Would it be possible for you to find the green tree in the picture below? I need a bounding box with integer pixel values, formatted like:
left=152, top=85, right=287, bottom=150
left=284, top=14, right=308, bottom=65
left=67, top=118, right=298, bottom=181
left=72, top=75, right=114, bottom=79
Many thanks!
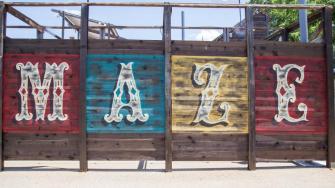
left=248, top=0, right=334, bottom=42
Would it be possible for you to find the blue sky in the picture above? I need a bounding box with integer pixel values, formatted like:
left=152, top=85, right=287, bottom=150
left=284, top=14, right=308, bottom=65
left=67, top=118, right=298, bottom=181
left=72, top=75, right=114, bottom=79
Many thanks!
left=5, top=0, right=247, bottom=40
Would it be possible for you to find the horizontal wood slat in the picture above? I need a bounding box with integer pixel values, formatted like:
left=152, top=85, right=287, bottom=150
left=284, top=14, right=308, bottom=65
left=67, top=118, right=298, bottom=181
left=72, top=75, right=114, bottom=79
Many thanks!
left=172, top=133, right=248, bottom=161
left=4, top=39, right=80, bottom=54
left=172, top=41, right=246, bottom=56
left=4, top=133, right=79, bottom=160
left=254, top=40, right=324, bottom=57
left=87, top=133, right=165, bottom=160
left=88, top=40, right=164, bottom=55
left=256, top=134, right=327, bottom=160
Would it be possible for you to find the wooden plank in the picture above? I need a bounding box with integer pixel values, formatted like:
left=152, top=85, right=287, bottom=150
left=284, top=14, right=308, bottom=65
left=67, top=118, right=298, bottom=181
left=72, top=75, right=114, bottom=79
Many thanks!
left=171, top=41, right=246, bottom=56
left=163, top=5, right=172, bottom=172
left=246, top=6, right=256, bottom=171
left=86, top=54, right=165, bottom=133
left=4, top=133, right=79, bottom=160
left=2, top=54, right=80, bottom=133
left=4, top=39, right=80, bottom=54
left=88, top=40, right=164, bottom=55
left=256, top=134, right=327, bottom=160
left=254, top=56, right=328, bottom=134
left=323, top=6, right=335, bottom=169
left=254, top=41, right=324, bottom=57
left=4, top=2, right=327, bottom=9
left=172, top=133, right=248, bottom=161
left=0, top=1, right=4, bottom=171
left=87, top=133, right=165, bottom=160
left=171, top=56, right=248, bottom=133
left=79, top=4, right=88, bottom=172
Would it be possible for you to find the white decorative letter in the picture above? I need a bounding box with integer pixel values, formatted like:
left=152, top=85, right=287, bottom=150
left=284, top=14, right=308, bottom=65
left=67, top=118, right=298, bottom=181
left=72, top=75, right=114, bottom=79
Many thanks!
left=16, top=62, right=69, bottom=121
left=273, top=64, right=308, bottom=123
left=192, top=63, right=230, bottom=125
left=104, top=62, right=149, bottom=123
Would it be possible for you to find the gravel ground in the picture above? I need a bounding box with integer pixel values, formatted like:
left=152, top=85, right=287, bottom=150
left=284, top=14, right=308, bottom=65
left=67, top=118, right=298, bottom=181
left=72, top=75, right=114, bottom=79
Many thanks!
left=0, top=161, right=335, bottom=188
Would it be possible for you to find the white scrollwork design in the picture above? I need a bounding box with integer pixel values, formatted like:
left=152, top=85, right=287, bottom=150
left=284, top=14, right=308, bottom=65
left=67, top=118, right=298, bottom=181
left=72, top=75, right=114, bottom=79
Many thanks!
left=273, top=64, right=308, bottom=123
left=104, top=62, right=149, bottom=123
left=16, top=62, right=69, bottom=121
left=192, top=63, right=230, bottom=125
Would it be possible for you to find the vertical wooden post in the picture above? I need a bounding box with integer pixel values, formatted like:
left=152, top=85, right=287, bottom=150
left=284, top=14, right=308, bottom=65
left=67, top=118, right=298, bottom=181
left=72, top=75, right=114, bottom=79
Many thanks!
left=0, top=1, right=4, bottom=171
left=163, top=4, right=172, bottom=172
left=281, top=29, right=289, bottom=41
left=36, top=30, right=43, bottom=39
left=61, top=11, right=65, bottom=39
left=79, top=3, right=88, bottom=172
left=100, top=28, right=104, bottom=39
left=323, top=6, right=335, bottom=169
left=246, top=6, right=256, bottom=170
left=107, top=24, right=111, bottom=40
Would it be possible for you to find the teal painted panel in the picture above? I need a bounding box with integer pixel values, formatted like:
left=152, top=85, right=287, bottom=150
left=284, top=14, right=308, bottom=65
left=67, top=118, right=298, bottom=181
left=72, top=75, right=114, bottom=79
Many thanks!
left=86, top=54, right=165, bottom=133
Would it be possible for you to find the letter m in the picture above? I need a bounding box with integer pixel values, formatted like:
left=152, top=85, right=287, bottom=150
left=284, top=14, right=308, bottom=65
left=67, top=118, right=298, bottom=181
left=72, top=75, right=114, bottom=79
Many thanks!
left=15, top=62, right=69, bottom=121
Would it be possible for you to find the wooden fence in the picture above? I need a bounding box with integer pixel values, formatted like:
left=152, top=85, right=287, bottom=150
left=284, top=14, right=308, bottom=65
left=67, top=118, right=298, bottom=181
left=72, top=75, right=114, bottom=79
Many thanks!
left=0, top=2, right=333, bottom=172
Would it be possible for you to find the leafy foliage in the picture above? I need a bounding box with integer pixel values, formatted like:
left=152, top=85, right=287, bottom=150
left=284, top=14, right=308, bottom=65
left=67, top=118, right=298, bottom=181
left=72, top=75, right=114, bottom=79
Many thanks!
left=248, top=0, right=334, bottom=42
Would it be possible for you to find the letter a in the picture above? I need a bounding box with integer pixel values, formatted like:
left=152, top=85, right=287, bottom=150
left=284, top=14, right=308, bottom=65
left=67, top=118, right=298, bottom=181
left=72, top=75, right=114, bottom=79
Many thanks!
left=16, top=62, right=69, bottom=121
left=192, top=63, right=230, bottom=125
left=104, top=62, right=149, bottom=123
left=273, top=64, right=308, bottom=123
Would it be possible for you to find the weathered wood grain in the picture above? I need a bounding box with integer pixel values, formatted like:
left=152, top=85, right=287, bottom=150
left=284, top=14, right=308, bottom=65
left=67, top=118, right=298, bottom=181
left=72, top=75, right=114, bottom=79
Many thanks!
left=5, top=39, right=80, bottom=54
left=256, top=134, right=327, bottom=160
left=3, top=53, right=80, bottom=133
left=0, top=1, right=5, bottom=170
left=79, top=4, right=89, bottom=172
left=246, top=6, right=256, bottom=170
left=87, top=133, right=165, bottom=160
left=172, top=41, right=246, bottom=57
left=255, top=56, right=327, bottom=134
left=86, top=54, right=165, bottom=133
left=163, top=6, right=172, bottom=172
left=4, top=133, right=79, bottom=160
left=88, top=40, right=164, bottom=55
left=254, top=41, right=324, bottom=57
left=172, top=56, right=248, bottom=133
left=323, top=6, right=335, bottom=168
left=172, top=133, right=248, bottom=161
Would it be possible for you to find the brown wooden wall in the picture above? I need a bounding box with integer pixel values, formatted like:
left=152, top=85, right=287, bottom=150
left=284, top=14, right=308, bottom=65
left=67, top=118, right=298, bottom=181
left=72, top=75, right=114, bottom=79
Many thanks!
left=3, top=39, right=80, bottom=160
left=0, top=39, right=331, bottom=165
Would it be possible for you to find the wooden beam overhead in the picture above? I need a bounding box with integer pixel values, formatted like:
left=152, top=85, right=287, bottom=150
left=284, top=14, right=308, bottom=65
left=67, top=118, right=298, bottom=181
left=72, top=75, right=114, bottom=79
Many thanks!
left=7, top=6, right=44, bottom=33
left=4, top=2, right=327, bottom=9
left=7, top=6, right=61, bottom=39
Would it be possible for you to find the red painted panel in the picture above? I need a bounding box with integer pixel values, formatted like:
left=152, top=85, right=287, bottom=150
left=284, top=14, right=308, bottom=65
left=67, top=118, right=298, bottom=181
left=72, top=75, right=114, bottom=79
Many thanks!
left=3, top=54, right=80, bottom=133
left=255, top=56, right=328, bottom=134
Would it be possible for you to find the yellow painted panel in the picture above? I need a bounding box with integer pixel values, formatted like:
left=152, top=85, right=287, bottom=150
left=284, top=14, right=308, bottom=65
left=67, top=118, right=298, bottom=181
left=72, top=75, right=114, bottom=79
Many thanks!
left=171, top=56, right=248, bottom=133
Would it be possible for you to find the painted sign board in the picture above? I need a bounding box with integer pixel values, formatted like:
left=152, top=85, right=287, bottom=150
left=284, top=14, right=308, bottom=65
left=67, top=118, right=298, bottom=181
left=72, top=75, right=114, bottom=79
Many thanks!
left=171, top=56, right=248, bottom=133
left=86, top=54, right=165, bottom=133
left=2, top=54, right=328, bottom=135
left=3, top=53, right=80, bottom=133
left=255, top=56, right=328, bottom=134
